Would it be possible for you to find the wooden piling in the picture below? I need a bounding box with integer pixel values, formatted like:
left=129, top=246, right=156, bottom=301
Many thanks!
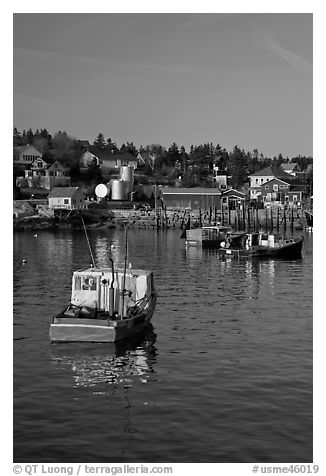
left=265, top=207, right=268, bottom=230
left=283, top=207, right=287, bottom=232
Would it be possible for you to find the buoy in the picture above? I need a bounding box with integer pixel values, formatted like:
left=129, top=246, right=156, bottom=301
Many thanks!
left=33, top=234, right=38, bottom=237
left=22, top=259, right=27, bottom=264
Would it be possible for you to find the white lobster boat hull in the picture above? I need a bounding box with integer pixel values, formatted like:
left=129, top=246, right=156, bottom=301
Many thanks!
left=50, top=293, right=157, bottom=343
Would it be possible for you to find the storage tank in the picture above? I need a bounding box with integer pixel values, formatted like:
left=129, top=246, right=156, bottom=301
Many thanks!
left=111, top=180, right=126, bottom=200
left=120, top=166, right=134, bottom=182
left=120, top=166, right=134, bottom=194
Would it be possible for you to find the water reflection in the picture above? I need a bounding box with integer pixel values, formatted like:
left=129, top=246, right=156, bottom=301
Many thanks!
left=50, top=326, right=157, bottom=389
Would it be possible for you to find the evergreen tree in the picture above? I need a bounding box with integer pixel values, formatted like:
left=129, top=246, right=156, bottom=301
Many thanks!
left=105, top=138, right=119, bottom=154
left=26, top=128, right=34, bottom=144
left=93, top=133, right=106, bottom=150
left=227, top=145, right=248, bottom=188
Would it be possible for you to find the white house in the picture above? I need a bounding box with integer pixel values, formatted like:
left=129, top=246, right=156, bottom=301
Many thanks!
left=48, top=187, right=85, bottom=210
left=80, top=150, right=138, bottom=173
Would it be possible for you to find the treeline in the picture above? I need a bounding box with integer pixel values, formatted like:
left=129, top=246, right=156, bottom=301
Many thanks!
left=13, top=128, right=313, bottom=189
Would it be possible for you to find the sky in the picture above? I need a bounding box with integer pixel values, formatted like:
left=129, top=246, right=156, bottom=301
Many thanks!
left=13, top=12, right=312, bottom=158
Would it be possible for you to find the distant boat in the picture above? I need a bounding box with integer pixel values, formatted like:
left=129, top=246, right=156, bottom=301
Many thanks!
left=50, top=226, right=157, bottom=343
left=304, top=211, right=313, bottom=227
left=218, top=231, right=303, bottom=259
left=185, top=225, right=232, bottom=248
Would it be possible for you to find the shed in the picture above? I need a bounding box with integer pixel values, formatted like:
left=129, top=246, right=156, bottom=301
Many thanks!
left=221, top=189, right=245, bottom=208
left=48, top=187, right=85, bottom=210
left=160, top=187, right=222, bottom=210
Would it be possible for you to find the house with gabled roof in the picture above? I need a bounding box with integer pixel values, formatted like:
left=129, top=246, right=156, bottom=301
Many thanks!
left=17, top=158, right=71, bottom=190
left=14, top=144, right=43, bottom=165
left=249, top=166, right=294, bottom=200
left=280, top=162, right=301, bottom=177
left=260, top=177, right=307, bottom=205
left=80, top=150, right=138, bottom=174
left=221, top=188, right=245, bottom=209
left=48, top=187, right=85, bottom=210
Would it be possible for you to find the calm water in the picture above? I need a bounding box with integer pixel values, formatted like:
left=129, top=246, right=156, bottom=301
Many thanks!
left=13, top=227, right=313, bottom=463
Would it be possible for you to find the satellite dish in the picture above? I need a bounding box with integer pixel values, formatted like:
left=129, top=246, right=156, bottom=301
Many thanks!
left=95, top=184, right=108, bottom=198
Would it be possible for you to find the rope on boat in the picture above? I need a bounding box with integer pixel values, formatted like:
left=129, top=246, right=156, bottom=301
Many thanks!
left=80, top=214, right=96, bottom=268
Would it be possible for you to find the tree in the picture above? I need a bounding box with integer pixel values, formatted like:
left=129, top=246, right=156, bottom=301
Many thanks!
left=51, top=131, right=76, bottom=166
left=105, top=137, right=119, bottom=154
left=26, top=128, right=34, bottom=144
left=166, top=142, right=180, bottom=167
left=93, top=133, right=106, bottom=150
left=227, top=145, right=248, bottom=189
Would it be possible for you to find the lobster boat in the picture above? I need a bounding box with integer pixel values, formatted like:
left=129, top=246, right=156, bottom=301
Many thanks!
left=50, top=264, right=157, bottom=343
left=218, top=232, right=303, bottom=259
left=50, top=223, right=157, bottom=343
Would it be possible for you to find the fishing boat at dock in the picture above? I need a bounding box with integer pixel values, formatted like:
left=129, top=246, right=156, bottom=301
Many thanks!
left=185, top=224, right=232, bottom=248
left=218, top=231, right=303, bottom=259
left=50, top=225, right=157, bottom=343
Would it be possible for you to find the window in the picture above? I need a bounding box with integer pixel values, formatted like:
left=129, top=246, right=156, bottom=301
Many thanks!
left=273, top=185, right=279, bottom=191
left=64, top=199, right=69, bottom=204
left=82, top=276, right=97, bottom=291
left=279, top=185, right=287, bottom=189
left=265, top=185, right=269, bottom=189
left=255, top=179, right=259, bottom=184
left=293, top=195, right=298, bottom=202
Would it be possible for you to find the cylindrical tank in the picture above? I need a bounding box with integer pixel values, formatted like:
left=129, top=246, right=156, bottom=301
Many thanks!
left=120, top=166, right=134, bottom=182
left=111, top=180, right=126, bottom=200
left=120, top=166, right=134, bottom=194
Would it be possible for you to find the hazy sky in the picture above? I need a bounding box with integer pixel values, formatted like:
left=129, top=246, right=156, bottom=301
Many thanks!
left=13, top=12, right=312, bottom=158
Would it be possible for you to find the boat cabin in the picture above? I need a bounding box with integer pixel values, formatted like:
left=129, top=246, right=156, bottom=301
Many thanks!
left=223, top=232, right=287, bottom=250
left=186, top=225, right=232, bottom=247
left=69, top=266, right=155, bottom=318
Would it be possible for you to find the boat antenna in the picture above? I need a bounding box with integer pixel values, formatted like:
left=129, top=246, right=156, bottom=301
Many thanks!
left=80, top=214, right=96, bottom=268
left=120, top=225, right=128, bottom=318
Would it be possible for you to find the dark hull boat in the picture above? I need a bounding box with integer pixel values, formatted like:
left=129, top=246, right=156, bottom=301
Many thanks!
left=218, top=232, right=303, bottom=259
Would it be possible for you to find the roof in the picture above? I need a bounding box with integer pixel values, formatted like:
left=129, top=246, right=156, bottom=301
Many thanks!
left=280, top=162, right=300, bottom=172
left=250, top=166, right=294, bottom=180
left=14, top=144, right=43, bottom=155
left=47, top=160, right=68, bottom=171
left=92, top=150, right=137, bottom=162
left=48, top=187, right=81, bottom=198
left=160, top=187, right=221, bottom=195
left=263, top=177, right=292, bottom=186
left=221, top=188, right=245, bottom=197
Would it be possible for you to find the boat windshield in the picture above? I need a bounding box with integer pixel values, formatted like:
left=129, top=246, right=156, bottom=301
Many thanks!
left=74, top=275, right=97, bottom=291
